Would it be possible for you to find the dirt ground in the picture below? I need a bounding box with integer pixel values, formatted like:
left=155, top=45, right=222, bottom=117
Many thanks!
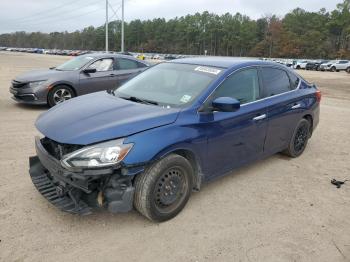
left=0, top=52, right=349, bottom=262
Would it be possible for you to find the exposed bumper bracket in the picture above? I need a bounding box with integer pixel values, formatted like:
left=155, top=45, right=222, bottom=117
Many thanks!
left=29, top=156, right=92, bottom=215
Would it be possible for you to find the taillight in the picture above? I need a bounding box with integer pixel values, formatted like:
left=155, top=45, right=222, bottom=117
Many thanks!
left=315, top=90, right=322, bottom=102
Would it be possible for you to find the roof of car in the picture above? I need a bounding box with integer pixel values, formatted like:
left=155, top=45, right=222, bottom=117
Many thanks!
left=170, top=56, right=278, bottom=68
left=79, top=52, right=147, bottom=62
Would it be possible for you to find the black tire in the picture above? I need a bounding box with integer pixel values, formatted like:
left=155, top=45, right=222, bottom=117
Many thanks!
left=283, top=119, right=311, bottom=158
left=296, top=65, right=301, bottom=69
left=346, top=67, right=350, bottom=74
left=330, top=66, right=336, bottom=72
left=48, top=85, right=75, bottom=107
left=133, top=154, right=193, bottom=222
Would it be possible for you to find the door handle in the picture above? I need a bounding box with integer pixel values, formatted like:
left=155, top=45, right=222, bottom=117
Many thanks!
left=253, top=114, right=267, bottom=121
left=109, top=73, right=116, bottom=77
left=291, top=103, right=301, bottom=109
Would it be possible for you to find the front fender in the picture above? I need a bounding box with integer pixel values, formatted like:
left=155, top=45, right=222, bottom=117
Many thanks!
left=122, top=123, right=207, bottom=172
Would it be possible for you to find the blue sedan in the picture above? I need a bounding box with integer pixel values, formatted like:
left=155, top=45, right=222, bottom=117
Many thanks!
left=29, top=57, right=321, bottom=222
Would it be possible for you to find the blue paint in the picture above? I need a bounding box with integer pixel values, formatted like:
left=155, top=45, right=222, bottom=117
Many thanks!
left=36, top=59, right=320, bottom=181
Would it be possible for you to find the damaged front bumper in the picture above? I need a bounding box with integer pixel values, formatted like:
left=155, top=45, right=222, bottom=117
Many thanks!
left=29, top=137, right=139, bottom=215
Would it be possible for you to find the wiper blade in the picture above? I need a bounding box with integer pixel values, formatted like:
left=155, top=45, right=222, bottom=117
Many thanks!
left=120, top=96, right=158, bottom=105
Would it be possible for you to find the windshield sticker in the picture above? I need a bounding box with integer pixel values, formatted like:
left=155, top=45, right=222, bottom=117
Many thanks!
left=194, top=66, right=221, bottom=75
left=180, top=95, right=192, bottom=103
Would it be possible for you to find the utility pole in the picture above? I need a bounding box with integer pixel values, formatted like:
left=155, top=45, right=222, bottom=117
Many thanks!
left=121, top=0, right=124, bottom=52
left=105, top=0, right=108, bottom=52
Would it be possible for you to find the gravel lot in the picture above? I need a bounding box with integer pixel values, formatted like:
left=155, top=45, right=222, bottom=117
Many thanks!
left=0, top=52, right=349, bottom=262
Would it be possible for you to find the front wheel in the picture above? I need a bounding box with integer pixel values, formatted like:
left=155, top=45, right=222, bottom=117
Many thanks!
left=48, top=85, right=75, bottom=107
left=346, top=67, right=350, bottom=74
left=283, top=119, right=311, bottom=158
left=330, top=66, right=336, bottom=72
left=133, top=154, right=193, bottom=222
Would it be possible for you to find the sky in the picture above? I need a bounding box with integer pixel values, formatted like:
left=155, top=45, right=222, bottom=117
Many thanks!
left=0, top=0, right=343, bottom=33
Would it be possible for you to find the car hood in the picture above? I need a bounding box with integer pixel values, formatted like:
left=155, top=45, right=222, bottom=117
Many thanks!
left=36, top=92, right=180, bottom=145
left=15, top=69, right=74, bottom=82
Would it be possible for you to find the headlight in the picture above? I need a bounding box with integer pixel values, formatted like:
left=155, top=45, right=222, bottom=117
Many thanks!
left=29, top=80, right=47, bottom=88
left=61, top=139, right=133, bottom=168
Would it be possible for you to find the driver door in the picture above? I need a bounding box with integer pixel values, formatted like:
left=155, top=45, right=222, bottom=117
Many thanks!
left=79, top=58, right=117, bottom=95
left=202, top=68, right=268, bottom=179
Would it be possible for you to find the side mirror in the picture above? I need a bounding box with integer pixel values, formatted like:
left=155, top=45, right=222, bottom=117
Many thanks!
left=212, top=97, right=240, bottom=112
left=82, top=68, right=97, bottom=74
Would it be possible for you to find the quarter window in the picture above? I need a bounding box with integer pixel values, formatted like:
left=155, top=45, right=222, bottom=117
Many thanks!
left=288, top=72, right=300, bottom=90
left=118, top=58, right=139, bottom=70
left=211, top=68, right=260, bottom=104
left=260, top=68, right=291, bottom=97
left=87, top=58, right=113, bottom=71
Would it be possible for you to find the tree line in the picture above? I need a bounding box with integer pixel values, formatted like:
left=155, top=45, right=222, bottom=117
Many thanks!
left=1, top=0, right=350, bottom=59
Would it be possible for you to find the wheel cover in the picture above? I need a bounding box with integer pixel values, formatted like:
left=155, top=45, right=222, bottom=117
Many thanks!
left=153, top=166, right=188, bottom=213
left=294, top=123, right=308, bottom=153
left=53, top=89, right=72, bottom=104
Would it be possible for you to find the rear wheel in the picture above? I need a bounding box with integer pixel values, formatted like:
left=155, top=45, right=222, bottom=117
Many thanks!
left=347, top=67, right=350, bottom=74
left=133, top=154, right=193, bottom=222
left=48, top=85, right=75, bottom=107
left=283, top=119, right=310, bottom=158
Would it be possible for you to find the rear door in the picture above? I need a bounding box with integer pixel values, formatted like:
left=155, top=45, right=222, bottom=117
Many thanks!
left=204, top=67, right=268, bottom=178
left=114, top=58, right=147, bottom=88
left=338, top=60, right=349, bottom=70
left=259, top=67, right=304, bottom=154
left=79, top=58, right=116, bottom=95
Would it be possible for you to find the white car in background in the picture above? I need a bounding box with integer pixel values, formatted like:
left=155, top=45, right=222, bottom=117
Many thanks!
left=319, top=60, right=336, bottom=71
left=293, top=60, right=308, bottom=69
left=328, top=60, right=350, bottom=72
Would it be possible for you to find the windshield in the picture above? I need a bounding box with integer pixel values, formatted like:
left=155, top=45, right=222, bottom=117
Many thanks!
left=115, top=63, right=222, bottom=107
left=56, top=56, right=94, bottom=71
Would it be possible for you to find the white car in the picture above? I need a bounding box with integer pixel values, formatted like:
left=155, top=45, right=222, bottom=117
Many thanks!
left=293, top=60, right=308, bottom=69
left=329, top=60, right=350, bottom=72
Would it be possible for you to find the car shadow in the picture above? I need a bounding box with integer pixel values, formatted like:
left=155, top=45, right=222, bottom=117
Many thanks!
left=14, top=103, right=49, bottom=111
left=49, top=154, right=284, bottom=227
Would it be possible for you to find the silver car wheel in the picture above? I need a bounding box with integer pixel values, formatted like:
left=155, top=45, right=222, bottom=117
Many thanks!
left=53, top=88, right=72, bottom=104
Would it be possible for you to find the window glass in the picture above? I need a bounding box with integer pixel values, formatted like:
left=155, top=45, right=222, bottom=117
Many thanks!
left=118, top=58, right=139, bottom=70
left=211, top=68, right=260, bottom=104
left=115, top=63, right=219, bottom=107
left=137, top=62, right=147, bottom=68
left=261, top=68, right=291, bottom=97
left=56, top=56, right=93, bottom=71
left=288, top=72, right=300, bottom=90
left=88, top=58, right=113, bottom=71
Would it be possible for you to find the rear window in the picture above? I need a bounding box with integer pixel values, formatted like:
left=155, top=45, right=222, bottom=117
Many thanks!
left=261, top=68, right=291, bottom=97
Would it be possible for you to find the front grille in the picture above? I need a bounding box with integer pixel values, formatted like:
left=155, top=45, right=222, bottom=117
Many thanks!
left=14, top=94, right=35, bottom=101
left=41, top=137, right=83, bottom=160
left=12, top=80, right=27, bottom=88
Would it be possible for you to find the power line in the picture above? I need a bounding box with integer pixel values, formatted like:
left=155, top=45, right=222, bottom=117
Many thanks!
left=7, top=0, right=103, bottom=25
left=7, top=0, right=87, bottom=22
left=12, top=6, right=106, bottom=28
left=2, top=0, right=125, bottom=38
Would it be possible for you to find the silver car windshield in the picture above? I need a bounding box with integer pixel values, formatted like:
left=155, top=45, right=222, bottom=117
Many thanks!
left=115, top=63, right=222, bottom=107
left=56, top=56, right=94, bottom=71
